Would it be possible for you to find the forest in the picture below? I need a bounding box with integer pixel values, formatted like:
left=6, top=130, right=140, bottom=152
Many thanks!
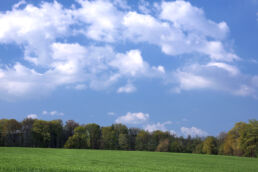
left=0, top=118, right=257, bottom=157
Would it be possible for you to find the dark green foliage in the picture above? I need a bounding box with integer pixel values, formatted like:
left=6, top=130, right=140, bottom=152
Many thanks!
left=0, top=118, right=257, bottom=157
left=85, top=123, right=101, bottom=149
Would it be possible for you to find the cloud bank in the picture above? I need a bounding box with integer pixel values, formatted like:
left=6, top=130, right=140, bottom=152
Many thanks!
left=0, top=0, right=257, bottom=99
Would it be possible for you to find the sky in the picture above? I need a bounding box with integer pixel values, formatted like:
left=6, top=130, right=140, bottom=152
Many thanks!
left=0, top=0, right=257, bottom=137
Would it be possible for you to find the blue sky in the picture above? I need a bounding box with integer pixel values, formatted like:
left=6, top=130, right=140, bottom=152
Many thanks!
left=0, top=0, right=257, bottom=137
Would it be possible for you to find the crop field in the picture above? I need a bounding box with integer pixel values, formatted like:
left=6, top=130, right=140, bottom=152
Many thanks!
left=0, top=147, right=257, bottom=172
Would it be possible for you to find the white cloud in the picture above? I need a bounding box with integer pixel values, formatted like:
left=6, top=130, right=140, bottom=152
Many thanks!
left=27, top=114, right=38, bottom=119
left=207, top=62, right=239, bottom=76
left=110, top=50, right=147, bottom=77
left=173, top=71, right=213, bottom=93
left=168, top=63, right=258, bottom=97
left=144, top=121, right=172, bottom=132
left=115, top=112, right=149, bottom=124
left=42, top=110, right=64, bottom=116
left=160, top=1, right=229, bottom=39
left=180, top=126, right=208, bottom=137
left=73, top=0, right=123, bottom=42
left=0, top=0, right=255, bottom=99
left=117, top=83, right=136, bottom=93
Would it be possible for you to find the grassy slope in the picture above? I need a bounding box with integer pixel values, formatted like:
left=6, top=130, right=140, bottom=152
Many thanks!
left=0, top=147, right=257, bottom=172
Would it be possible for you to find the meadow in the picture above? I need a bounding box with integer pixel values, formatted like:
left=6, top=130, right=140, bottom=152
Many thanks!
left=0, top=147, right=257, bottom=172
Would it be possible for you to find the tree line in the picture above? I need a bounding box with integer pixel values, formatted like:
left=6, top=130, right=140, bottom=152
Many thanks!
left=0, top=118, right=257, bottom=157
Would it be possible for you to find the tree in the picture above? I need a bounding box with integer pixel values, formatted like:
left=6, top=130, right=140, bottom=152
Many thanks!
left=170, top=137, right=184, bottom=152
left=85, top=123, right=101, bottom=149
left=135, top=130, right=150, bottom=151
left=217, top=132, right=227, bottom=155
left=119, top=133, right=129, bottom=150
left=64, top=120, right=79, bottom=138
left=112, top=124, right=128, bottom=149
left=2, top=119, right=22, bottom=146
left=202, top=136, right=218, bottom=155
left=149, top=130, right=170, bottom=151
left=21, top=118, right=35, bottom=147
left=128, top=128, right=140, bottom=150
left=64, top=126, right=89, bottom=149
left=49, top=120, right=63, bottom=148
left=223, top=122, right=247, bottom=156
left=32, top=120, right=50, bottom=147
left=101, top=126, right=116, bottom=149
left=239, top=120, right=258, bottom=157
left=156, top=139, right=170, bottom=152
left=0, top=119, right=8, bottom=146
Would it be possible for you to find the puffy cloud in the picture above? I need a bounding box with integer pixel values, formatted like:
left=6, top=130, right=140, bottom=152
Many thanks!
left=0, top=0, right=255, bottom=99
left=0, top=1, right=73, bottom=65
left=110, top=50, right=147, bottom=76
left=180, top=126, right=208, bottom=137
left=115, top=112, right=149, bottom=124
left=27, top=114, right=38, bottom=119
left=42, top=110, right=64, bottom=116
left=0, top=42, right=162, bottom=99
left=173, top=71, right=213, bottom=93
left=144, top=121, right=172, bottom=132
left=117, top=83, right=136, bottom=93
left=160, top=1, right=229, bottom=39
left=169, top=63, right=258, bottom=97
left=73, top=0, right=123, bottom=42
left=122, top=1, right=237, bottom=62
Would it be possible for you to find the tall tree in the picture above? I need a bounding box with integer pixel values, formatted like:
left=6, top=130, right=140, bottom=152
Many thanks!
left=128, top=128, right=140, bottom=150
left=135, top=130, right=150, bottom=151
left=21, top=118, right=35, bottom=147
left=202, top=136, right=218, bottom=155
left=64, top=120, right=79, bottom=139
left=49, top=120, right=63, bottom=148
left=2, top=119, right=22, bottom=146
left=101, top=126, right=116, bottom=149
left=85, top=123, right=101, bottom=149
left=32, top=120, right=50, bottom=147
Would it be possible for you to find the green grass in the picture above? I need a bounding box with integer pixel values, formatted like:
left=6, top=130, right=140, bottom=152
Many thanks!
left=0, top=147, right=257, bottom=172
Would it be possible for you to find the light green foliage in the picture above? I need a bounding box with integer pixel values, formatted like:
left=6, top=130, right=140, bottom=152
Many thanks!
left=222, top=120, right=258, bottom=157
left=202, top=136, right=217, bottom=154
left=85, top=123, right=101, bottom=149
left=118, top=133, right=129, bottom=150
left=32, top=120, right=51, bottom=147
left=0, top=147, right=257, bottom=172
left=101, top=126, right=116, bottom=149
left=64, top=126, right=89, bottom=149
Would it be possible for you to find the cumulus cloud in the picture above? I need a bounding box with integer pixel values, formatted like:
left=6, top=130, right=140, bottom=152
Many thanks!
left=27, top=114, right=38, bottom=119
left=169, top=63, right=258, bottom=97
left=144, top=121, right=172, bottom=133
left=115, top=112, right=149, bottom=124
left=181, top=126, right=208, bottom=137
left=0, top=0, right=256, bottom=99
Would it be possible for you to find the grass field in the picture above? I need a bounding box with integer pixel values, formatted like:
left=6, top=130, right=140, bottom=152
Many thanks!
left=0, top=147, right=257, bottom=172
